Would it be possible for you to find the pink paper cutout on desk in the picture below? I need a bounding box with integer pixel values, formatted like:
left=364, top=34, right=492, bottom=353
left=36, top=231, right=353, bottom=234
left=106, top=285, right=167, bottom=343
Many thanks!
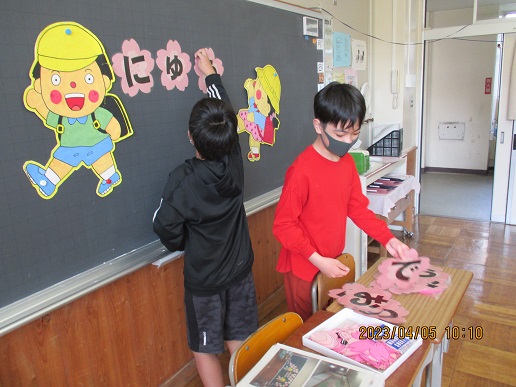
left=329, top=283, right=409, bottom=324
left=418, top=267, right=451, bottom=295
left=375, top=256, right=431, bottom=290
left=348, top=331, right=401, bottom=369
left=328, top=287, right=347, bottom=299
left=358, top=301, right=409, bottom=324
left=338, top=283, right=392, bottom=309
left=309, top=323, right=401, bottom=370
left=371, top=261, right=451, bottom=297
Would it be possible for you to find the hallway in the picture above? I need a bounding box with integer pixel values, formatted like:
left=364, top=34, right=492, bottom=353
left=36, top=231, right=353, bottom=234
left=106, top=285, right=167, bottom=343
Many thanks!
left=419, top=172, right=493, bottom=221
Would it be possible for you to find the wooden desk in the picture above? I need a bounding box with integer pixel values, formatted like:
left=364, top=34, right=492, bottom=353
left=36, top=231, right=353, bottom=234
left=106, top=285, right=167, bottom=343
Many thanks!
left=326, top=258, right=473, bottom=344
left=325, top=258, right=473, bottom=387
left=283, top=310, right=432, bottom=387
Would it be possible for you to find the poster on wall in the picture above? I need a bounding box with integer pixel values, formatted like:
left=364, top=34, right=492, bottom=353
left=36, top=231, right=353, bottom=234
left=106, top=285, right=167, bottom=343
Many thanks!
left=333, top=32, right=351, bottom=67
left=352, top=39, right=367, bottom=71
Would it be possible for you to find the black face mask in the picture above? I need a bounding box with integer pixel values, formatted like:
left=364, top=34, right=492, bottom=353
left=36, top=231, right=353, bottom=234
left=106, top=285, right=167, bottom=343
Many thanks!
left=321, top=129, right=358, bottom=157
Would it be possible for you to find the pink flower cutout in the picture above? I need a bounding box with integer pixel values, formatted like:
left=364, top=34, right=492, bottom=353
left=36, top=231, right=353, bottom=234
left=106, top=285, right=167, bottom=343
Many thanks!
left=348, top=332, right=401, bottom=370
left=156, top=40, right=192, bottom=91
left=375, top=257, right=431, bottom=290
left=330, top=283, right=409, bottom=324
left=112, top=39, right=155, bottom=97
left=338, top=283, right=392, bottom=312
left=193, top=47, right=224, bottom=93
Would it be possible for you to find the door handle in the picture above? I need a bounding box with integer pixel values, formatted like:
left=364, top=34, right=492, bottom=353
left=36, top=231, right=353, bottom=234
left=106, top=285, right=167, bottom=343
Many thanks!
left=501, top=131, right=504, bottom=144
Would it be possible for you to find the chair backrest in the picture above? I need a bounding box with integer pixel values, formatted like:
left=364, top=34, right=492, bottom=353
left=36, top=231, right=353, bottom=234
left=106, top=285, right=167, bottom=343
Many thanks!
left=311, top=253, right=356, bottom=314
left=228, top=312, right=303, bottom=386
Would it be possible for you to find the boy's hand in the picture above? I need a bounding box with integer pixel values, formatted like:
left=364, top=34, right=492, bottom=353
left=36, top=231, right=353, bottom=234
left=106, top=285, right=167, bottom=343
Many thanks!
left=195, top=48, right=216, bottom=76
left=309, top=253, right=350, bottom=278
left=385, top=237, right=412, bottom=260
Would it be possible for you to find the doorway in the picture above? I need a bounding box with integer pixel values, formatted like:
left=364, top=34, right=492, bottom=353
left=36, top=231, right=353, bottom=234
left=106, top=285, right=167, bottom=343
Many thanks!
left=420, top=34, right=500, bottom=221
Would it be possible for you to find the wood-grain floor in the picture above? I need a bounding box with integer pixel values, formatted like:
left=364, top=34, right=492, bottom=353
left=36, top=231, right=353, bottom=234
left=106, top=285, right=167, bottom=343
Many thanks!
left=174, top=215, right=516, bottom=387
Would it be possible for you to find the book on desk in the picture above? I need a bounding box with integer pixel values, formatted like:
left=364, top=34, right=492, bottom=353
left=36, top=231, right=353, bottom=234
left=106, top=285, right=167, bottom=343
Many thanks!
left=237, top=343, right=384, bottom=387
left=302, top=309, right=422, bottom=380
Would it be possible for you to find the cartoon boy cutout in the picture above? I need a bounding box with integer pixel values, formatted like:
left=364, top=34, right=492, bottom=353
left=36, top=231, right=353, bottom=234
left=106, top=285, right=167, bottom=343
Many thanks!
left=23, top=22, right=132, bottom=199
left=237, top=65, right=281, bottom=162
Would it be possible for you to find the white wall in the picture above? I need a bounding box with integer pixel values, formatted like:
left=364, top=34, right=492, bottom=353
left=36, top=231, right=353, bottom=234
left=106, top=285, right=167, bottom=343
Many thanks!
left=369, top=0, right=424, bottom=153
left=371, top=1, right=405, bottom=126
left=402, top=0, right=425, bottom=153
left=283, top=0, right=423, bottom=153
left=424, top=10, right=496, bottom=170
left=283, top=0, right=370, bottom=84
left=426, top=8, right=473, bottom=28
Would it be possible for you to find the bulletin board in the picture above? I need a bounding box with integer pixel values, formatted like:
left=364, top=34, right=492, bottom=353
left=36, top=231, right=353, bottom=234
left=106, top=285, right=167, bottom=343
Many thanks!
left=0, top=0, right=322, bottom=323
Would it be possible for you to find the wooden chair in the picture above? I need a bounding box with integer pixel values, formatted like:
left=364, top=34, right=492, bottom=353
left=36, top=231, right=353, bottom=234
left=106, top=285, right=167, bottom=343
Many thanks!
left=228, top=312, right=303, bottom=386
left=311, top=253, right=356, bottom=314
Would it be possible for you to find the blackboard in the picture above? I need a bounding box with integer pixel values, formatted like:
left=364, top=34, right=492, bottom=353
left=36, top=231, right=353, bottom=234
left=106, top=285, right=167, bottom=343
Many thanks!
left=0, top=0, right=322, bottom=324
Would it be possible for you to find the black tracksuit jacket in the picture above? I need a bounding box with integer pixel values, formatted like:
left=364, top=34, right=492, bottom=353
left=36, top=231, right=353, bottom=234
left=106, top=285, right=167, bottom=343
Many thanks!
left=153, top=74, right=254, bottom=296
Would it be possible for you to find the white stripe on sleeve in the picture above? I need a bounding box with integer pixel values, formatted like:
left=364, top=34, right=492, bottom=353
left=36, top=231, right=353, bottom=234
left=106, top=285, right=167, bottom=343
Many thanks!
left=207, top=84, right=221, bottom=100
left=152, top=198, right=163, bottom=222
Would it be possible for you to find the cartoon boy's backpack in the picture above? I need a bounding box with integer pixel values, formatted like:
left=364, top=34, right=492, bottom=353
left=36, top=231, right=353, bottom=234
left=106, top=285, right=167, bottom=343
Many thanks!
left=56, top=94, right=133, bottom=141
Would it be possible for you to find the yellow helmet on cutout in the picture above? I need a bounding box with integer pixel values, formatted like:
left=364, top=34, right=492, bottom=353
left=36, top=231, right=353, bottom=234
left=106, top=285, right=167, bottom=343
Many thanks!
left=35, top=21, right=106, bottom=72
left=256, top=65, right=281, bottom=114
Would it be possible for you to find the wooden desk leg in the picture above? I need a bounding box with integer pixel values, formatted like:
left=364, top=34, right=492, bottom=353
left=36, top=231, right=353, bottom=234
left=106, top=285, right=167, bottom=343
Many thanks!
left=380, top=244, right=387, bottom=257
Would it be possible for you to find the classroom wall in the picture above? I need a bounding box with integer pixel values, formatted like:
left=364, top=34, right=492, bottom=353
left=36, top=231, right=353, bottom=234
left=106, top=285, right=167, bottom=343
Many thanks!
left=0, top=204, right=283, bottom=386
left=371, top=1, right=405, bottom=127
left=276, top=1, right=425, bottom=155
left=289, top=0, right=371, bottom=86
left=289, top=0, right=421, bottom=153
left=371, top=0, right=424, bottom=154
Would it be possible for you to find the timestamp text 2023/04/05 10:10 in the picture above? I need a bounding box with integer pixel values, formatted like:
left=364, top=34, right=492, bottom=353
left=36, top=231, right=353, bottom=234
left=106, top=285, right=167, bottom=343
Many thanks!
left=359, top=325, right=484, bottom=341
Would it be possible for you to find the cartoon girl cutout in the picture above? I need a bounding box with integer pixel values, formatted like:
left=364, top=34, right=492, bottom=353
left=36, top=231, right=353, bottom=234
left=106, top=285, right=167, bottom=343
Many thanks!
left=237, top=65, right=281, bottom=162
left=23, top=22, right=133, bottom=199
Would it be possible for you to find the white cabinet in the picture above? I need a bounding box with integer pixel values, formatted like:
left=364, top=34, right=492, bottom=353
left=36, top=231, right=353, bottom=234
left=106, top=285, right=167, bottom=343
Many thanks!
left=345, top=156, right=408, bottom=277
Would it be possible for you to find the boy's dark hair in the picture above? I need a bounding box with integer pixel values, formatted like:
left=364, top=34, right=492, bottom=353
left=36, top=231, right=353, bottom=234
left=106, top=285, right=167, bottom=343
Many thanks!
left=314, top=82, right=366, bottom=129
left=189, top=98, right=238, bottom=160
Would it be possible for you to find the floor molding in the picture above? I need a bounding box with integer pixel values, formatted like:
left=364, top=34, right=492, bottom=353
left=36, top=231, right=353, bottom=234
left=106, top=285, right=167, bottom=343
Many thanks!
left=421, top=166, right=490, bottom=175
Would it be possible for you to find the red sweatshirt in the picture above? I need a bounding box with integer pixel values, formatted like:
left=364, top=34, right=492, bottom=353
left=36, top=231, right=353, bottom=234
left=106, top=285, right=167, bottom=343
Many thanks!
left=273, top=145, right=394, bottom=282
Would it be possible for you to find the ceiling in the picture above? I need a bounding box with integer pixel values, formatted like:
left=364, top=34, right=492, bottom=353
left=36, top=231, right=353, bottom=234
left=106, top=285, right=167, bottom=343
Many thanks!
left=426, top=0, right=516, bottom=12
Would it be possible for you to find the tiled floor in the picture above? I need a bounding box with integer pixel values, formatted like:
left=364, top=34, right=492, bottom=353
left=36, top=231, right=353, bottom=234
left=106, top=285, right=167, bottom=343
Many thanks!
left=409, top=216, right=516, bottom=387
left=175, top=214, right=516, bottom=387
left=419, top=172, right=493, bottom=221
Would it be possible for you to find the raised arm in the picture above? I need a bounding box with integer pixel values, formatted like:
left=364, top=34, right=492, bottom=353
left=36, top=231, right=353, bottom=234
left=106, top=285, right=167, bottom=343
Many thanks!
left=194, top=48, right=232, bottom=107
